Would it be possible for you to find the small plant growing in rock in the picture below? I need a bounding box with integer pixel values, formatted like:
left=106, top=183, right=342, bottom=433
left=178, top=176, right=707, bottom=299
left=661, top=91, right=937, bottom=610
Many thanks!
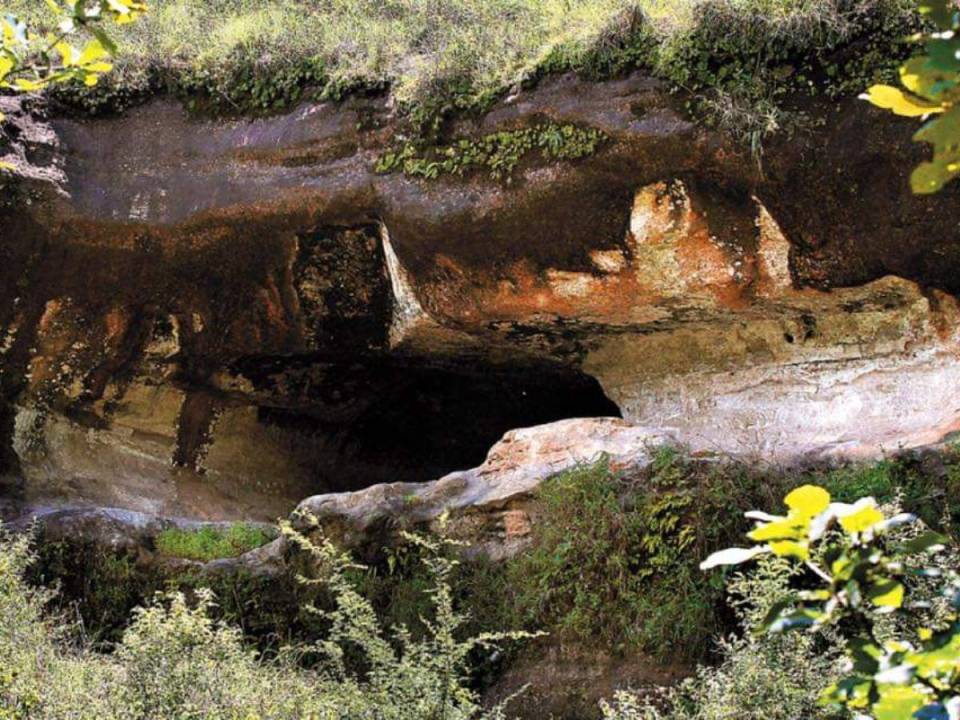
left=702, top=484, right=959, bottom=720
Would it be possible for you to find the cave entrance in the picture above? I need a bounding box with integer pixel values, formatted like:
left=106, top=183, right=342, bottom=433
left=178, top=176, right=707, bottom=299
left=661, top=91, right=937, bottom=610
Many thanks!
left=246, top=355, right=622, bottom=494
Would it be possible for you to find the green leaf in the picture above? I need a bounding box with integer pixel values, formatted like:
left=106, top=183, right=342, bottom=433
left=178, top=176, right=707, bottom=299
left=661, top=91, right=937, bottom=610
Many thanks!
left=926, top=38, right=960, bottom=73
left=900, top=57, right=954, bottom=101
left=919, top=0, right=957, bottom=29
left=849, top=639, right=883, bottom=674
left=914, top=106, right=960, bottom=154
left=901, top=531, right=950, bottom=555
left=911, top=156, right=960, bottom=194
left=756, top=597, right=793, bottom=634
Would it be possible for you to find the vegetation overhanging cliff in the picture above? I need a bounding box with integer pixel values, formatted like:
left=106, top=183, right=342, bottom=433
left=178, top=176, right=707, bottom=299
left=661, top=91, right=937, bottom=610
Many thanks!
left=4, top=0, right=921, bottom=144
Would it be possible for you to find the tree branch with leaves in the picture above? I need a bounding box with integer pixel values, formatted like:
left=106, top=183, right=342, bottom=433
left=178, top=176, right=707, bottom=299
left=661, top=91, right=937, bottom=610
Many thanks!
left=863, top=0, right=960, bottom=194
left=1, top=0, right=146, bottom=171
left=703, top=485, right=959, bottom=720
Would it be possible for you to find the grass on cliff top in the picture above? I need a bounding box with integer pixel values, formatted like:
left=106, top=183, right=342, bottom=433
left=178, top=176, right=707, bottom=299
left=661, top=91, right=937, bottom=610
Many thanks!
left=155, top=523, right=275, bottom=562
left=5, top=0, right=919, bottom=134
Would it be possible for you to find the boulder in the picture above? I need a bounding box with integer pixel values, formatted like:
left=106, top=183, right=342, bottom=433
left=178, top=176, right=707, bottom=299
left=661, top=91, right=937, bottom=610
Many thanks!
left=294, top=418, right=672, bottom=560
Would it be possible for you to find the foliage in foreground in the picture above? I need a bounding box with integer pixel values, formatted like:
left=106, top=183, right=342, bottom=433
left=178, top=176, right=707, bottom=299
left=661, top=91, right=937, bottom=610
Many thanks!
left=863, top=0, right=960, bottom=194
left=0, top=0, right=144, bottom=102
left=602, top=488, right=960, bottom=720
left=700, top=484, right=960, bottom=720
left=0, top=521, right=528, bottom=720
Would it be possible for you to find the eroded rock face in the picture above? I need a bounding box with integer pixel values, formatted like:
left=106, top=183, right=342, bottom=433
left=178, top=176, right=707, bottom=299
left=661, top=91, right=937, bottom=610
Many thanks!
left=577, top=185, right=960, bottom=460
left=295, top=418, right=676, bottom=560
left=2, top=72, right=959, bottom=524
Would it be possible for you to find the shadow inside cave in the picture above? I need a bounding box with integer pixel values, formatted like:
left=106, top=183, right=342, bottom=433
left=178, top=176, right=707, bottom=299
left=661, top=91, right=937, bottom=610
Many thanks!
left=232, top=354, right=622, bottom=495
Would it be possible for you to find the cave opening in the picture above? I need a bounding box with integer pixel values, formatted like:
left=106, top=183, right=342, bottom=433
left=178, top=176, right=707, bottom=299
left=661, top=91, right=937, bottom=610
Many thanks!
left=239, top=354, right=622, bottom=495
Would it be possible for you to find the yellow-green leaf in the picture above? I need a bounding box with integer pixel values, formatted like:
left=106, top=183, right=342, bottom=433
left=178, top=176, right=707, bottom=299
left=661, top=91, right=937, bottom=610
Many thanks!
left=912, top=158, right=960, bottom=194
left=769, top=540, right=809, bottom=560
left=78, top=38, right=109, bottom=66
left=55, top=41, right=79, bottom=67
left=13, top=78, right=44, bottom=91
left=749, top=519, right=805, bottom=542
left=840, top=504, right=884, bottom=535
left=784, top=485, right=831, bottom=517
left=899, top=56, right=952, bottom=100
left=868, top=580, right=905, bottom=609
left=863, top=85, right=945, bottom=117
left=871, top=685, right=928, bottom=720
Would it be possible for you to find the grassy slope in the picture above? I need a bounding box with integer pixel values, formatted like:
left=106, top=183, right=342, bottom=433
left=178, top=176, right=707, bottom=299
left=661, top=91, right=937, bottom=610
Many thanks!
left=5, top=0, right=919, bottom=135
left=20, top=445, right=960, bottom=673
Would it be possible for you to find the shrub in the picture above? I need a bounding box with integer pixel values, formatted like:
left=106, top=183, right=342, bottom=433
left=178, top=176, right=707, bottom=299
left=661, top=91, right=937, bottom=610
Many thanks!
left=701, top=484, right=960, bottom=720
left=601, top=490, right=959, bottom=720
left=504, top=451, right=775, bottom=659
left=0, top=520, right=530, bottom=719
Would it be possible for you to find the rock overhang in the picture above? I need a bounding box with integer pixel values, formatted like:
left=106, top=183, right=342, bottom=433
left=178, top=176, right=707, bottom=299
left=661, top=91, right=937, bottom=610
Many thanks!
left=1, top=72, right=959, bottom=535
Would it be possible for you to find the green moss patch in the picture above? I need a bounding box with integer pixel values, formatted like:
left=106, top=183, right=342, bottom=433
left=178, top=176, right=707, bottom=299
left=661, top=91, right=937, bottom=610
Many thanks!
left=376, top=123, right=607, bottom=181
left=155, top=523, right=276, bottom=562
